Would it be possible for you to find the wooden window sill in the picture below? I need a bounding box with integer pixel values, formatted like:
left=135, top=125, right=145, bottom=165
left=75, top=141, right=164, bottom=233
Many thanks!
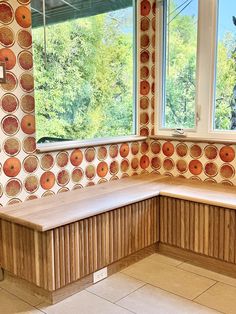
left=36, top=135, right=147, bottom=153
left=150, top=135, right=236, bottom=145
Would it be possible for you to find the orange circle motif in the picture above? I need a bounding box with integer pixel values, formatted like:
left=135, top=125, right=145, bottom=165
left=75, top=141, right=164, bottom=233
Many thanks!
left=140, top=155, right=150, bottom=169
left=2, top=72, right=17, bottom=91
left=141, top=0, right=151, bottom=16
left=190, top=144, right=202, bottom=159
left=70, top=149, right=83, bottom=166
left=0, top=48, right=16, bottom=70
left=204, top=145, right=218, bottom=160
left=204, top=162, right=218, bottom=177
left=0, top=27, right=14, bottom=47
left=40, top=171, right=56, bottom=190
left=97, top=162, right=108, bottom=178
left=15, top=6, right=32, bottom=28
left=219, top=146, right=235, bottom=162
left=0, top=3, right=14, bottom=25
left=189, top=160, right=203, bottom=175
left=120, top=143, right=129, bottom=158
left=21, top=114, right=35, bottom=134
left=3, top=157, right=21, bottom=177
left=4, top=138, right=20, bottom=156
left=1, top=93, right=18, bottom=113
left=41, top=154, right=54, bottom=170
left=17, top=30, right=32, bottom=49
left=72, top=168, right=83, bottom=183
left=162, top=142, right=174, bottom=157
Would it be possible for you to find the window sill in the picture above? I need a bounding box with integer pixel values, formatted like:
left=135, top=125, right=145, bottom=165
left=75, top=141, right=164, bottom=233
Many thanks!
left=36, top=135, right=147, bottom=153
left=150, top=135, right=236, bottom=145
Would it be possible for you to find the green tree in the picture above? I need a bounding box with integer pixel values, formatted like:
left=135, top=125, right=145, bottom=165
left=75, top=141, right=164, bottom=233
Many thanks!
left=33, top=8, right=134, bottom=141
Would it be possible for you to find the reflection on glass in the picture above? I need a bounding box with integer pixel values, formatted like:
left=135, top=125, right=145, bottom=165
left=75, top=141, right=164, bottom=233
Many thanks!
left=31, top=0, right=134, bottom=143
left=214, top=0, right=236, bottom=131
left=163, top=0, right=198, bottom=129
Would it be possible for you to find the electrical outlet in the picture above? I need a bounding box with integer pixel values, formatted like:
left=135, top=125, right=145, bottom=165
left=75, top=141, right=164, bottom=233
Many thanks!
left=93, top=267, right=108, bottom=283
left=0, top=62, right=6, bottom=84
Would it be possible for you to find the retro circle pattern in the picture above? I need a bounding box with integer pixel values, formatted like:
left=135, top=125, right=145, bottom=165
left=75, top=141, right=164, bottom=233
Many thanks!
left=149, top=140, right=236, bottom=185
left=0, top=0, right=155, bottom=206
left=1, top=0, right=236, bottom=206
left=139, top=0, right=156, bottom=136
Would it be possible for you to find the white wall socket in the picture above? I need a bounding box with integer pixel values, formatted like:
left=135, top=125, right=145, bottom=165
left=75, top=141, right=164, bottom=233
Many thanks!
left=93, top=267, right=108, bottom=283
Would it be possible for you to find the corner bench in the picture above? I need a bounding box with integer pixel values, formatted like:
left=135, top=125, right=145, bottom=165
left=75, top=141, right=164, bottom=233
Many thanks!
left=1, top=173, right=236, bottom=303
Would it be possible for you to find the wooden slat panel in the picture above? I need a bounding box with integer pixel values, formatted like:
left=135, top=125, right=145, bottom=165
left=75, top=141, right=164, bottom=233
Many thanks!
left=229, top=210, right=235, bottom=263
left=0, top=197, right=159, bottom=291
left=159, top=196, right=236, bottom=266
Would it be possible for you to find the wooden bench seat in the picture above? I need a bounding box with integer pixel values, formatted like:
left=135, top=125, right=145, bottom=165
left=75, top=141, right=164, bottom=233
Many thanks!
left=1, top=173, right=236, bottom=231
left=1, top=173, right=236, bottom=304
left=0, top=174, right=166, bottom=231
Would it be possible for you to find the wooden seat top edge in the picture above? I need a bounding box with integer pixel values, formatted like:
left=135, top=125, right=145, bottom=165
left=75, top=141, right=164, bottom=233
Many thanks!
left=1, top=173, right=236, bottom=231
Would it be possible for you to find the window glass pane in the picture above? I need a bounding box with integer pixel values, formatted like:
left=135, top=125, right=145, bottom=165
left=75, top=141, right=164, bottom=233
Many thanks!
left=214, top=0, right=236, bottom=131
left=31, top=1, right=134, bottom=143
left=162, top=0, right=198, bottom=129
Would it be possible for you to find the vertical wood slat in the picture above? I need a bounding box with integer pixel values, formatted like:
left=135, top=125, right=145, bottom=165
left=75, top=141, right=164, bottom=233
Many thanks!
left=159, top=196, right=236, bottom=267
left=0, top=197, right=159, bottom=291
left=3, top=196, right=236, bottom=293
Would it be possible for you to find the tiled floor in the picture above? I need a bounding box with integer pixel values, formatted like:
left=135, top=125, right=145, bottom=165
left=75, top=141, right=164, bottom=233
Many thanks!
left=1, top=253, right=236, bottom=313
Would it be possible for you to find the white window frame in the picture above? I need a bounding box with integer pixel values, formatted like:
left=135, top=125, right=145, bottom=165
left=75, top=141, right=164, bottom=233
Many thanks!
left=156, top=0, right=236, bottom=140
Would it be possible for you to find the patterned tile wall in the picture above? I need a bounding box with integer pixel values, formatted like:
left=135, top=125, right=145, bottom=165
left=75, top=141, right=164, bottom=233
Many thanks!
left=149, top=139, right=236, bottom=186
left=139, top=0, right=156, bottom=136
left=0, top=0, right=235, bottom=207
left=0, top=0, right=156, bottom=206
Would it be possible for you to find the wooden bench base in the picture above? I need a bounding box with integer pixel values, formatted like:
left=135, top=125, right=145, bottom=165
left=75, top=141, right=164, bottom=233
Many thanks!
left=3, top=244, right=158, bottom=304
left=2, top=174, right=236, bottom=304
left=158, top=243, right=236, bottom=280
left=160, top=196, right=236, bottom=264
left=0, top=198, right=159, bottom=303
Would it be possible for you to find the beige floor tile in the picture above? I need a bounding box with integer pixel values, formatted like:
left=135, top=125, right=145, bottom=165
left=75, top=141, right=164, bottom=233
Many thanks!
left=117, top=284, right=220, bottom=314
left=37, top=290, right=132, bottom=314
left=0, top=288, right=43, bottom=314
left=196, top=282, right=236, bottom=314
left=87, top=272, right=144, bottom=302
left=146, top=253, right=183, bottom=266
left=0, top=276, right=43, bottom=306
left=122, top=257, right=216, bottom=300
left=179, top=262, right=236, bottom=287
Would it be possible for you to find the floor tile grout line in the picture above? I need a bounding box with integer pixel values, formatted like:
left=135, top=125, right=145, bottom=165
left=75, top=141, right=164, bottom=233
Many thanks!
left=147, top=282, right=225, bottom=314
left=33, top=305, right=47, bottom=314
left=123, top=256, right=233, bottom=291
left=148, top=280, right=225, bottom=314
left=122, top=272, right=220, bottom=312
left=114, top=282, right=147, bottom=304
left=0, top=284, right=44, bottom=310
left=85, top=289, right=136, bottom=314
left=176, top=264, right=236, bottom=289
left=115, top=274, right=222, bottom=314
left=193, top=299, right=226, bottom=314
left=143, top=254, right=186, bottom=268
left=192, top=281, right=218, bottom=301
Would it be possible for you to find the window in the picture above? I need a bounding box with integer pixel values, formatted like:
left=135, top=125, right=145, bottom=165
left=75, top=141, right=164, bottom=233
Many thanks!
left=214, top=0, right=236, bottom=131
left=157, top=0, right=236, bottom=139
left=162, top=0, right=198, bottom=130
left=32, top=0, right=136, bottom=144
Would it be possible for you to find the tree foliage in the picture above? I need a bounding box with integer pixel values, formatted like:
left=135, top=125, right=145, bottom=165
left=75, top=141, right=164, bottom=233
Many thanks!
left=33, top=9, right=134, bottom=141
left=33, top=2, right=235, bottom=140
left=165, top=0, right=236, bottom=131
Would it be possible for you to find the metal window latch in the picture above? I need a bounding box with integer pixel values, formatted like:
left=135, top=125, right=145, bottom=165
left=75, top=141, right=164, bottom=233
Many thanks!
left=172, top=128, right=187, bottom=137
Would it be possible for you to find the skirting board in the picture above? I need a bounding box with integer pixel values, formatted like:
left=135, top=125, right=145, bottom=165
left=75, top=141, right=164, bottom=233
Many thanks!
left=3, top=243, right=158, bottom=305
left=158, top=243, right=236, bottom=279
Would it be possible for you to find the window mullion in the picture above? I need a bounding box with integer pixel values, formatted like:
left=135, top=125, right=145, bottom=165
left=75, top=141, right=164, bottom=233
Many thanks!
left=196, top=0, right=218, bottom=137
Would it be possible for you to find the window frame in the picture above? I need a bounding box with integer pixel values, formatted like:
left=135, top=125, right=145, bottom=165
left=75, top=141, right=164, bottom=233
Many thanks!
left=156, top=0, right=236, bottom=140
left=34, top=0, right=138, bottom=147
